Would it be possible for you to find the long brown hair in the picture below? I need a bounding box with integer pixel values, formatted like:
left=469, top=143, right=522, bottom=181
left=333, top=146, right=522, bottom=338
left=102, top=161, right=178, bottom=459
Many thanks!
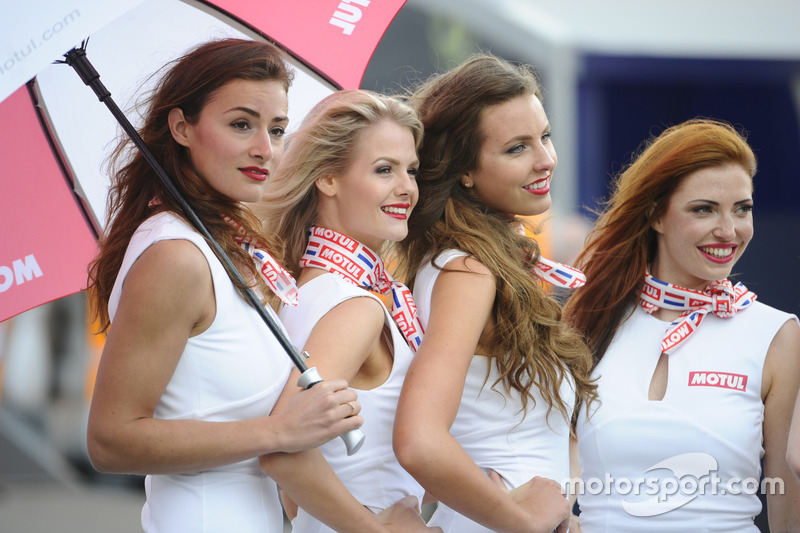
left=256, top=89, right=423, bottom=275
left=563, top=118, right=756, bottom=364
left=397, top=54, right=597, bottom=422
left=88, top=38, right=294, bottom=331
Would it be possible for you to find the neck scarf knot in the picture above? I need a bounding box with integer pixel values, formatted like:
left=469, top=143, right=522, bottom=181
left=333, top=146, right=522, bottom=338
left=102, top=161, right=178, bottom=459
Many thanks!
left=300, top=226, right=424, bottom=351
left=515, top=223, right=586, bottom=289
left=640, top=270, right=756, bottom=354
left=222, top=215, right=299, bottom=306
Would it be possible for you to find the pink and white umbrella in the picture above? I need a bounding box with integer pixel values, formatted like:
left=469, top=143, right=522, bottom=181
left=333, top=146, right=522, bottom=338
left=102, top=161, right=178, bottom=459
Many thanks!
left=0, top=0, right=406, bottom=323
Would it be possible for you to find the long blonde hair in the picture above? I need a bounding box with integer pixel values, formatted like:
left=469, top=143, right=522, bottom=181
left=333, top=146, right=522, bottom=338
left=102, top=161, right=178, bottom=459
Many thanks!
left=397, top=54, right=597, bottom=422
left=256, top=89, right=423, bottom=275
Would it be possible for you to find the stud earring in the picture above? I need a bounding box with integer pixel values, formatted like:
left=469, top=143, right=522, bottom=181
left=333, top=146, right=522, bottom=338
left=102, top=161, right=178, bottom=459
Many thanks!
left=463, top=181, right=473, bottom=189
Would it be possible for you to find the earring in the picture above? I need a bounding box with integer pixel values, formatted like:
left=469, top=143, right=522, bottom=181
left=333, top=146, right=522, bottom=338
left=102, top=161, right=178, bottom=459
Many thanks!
left=463, top=181, right=473, bottom=189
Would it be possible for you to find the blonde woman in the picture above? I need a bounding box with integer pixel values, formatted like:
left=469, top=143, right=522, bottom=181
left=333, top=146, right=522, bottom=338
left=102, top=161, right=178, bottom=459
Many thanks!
left=256, top=89, right=439, bottom=533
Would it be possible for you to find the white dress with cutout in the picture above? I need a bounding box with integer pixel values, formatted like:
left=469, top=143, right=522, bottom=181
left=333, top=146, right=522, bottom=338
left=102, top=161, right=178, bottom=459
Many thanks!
left=576, top=302, right=797, bottom=532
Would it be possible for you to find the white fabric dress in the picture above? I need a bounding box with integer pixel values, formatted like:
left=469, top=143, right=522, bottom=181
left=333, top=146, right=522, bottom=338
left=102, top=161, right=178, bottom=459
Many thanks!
left=109, top=212, right=293, bottom=533
left=278, top=273, right=425, bottom=533
left=414, top=249, right=575, bottom=532
left=576, top=302, right=797, bottom=532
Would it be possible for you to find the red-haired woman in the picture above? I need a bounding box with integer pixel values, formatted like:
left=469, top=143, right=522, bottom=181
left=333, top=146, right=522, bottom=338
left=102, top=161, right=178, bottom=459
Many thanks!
left=565, top=119, right=800, bottom=532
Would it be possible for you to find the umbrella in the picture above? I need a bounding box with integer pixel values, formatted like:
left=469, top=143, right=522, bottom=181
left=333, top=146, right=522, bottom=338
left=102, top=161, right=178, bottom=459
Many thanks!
left=0, top=0, right=148, bottom=103
left=0, top=0, right=406, bottom=323
left=0, top=0, right=146, bottom=323
left=1, top=0, right=408, bottom=454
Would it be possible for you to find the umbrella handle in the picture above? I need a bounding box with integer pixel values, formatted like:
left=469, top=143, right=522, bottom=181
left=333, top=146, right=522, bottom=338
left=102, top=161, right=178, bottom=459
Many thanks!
left=297, top=362, right=365, bottom=456
left=61, top=43, right=365, bottom=455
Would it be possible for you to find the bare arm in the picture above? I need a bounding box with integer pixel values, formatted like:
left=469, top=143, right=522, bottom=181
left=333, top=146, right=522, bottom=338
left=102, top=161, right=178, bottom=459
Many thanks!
left=568, top=436, right=582, bottom=532
left=788, top=388, right=800, bottom=484
left=261, top=292, right=434, bottom=532
left=87, top=240, right=360, bottom=474
left=393, top=256, right=569, bottom=533
left=762, top=319, right=800, bottom=531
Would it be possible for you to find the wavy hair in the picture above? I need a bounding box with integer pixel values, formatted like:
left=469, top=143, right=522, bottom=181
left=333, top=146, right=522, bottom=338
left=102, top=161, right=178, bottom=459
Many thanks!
left=255, top=89, right=423, bottom=275
left=89, top=38, right=294, bottom=330
left=396, top=54, right=597, bottom=422
left=563, top=118, right=756, bottom=364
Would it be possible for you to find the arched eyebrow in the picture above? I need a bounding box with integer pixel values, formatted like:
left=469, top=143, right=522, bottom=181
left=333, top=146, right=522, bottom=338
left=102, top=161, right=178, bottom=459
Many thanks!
left=688, top=198, right=753, bottom=205
left=372, top=156, right=420, bottom=166
left=500, top=123, right=551, bottom=146
left=225, top=106, right=288, bottom=123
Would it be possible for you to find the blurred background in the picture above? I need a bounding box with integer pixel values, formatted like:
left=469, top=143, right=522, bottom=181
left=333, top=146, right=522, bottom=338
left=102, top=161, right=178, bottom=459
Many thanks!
left=2, top=1, right=798, bottom=531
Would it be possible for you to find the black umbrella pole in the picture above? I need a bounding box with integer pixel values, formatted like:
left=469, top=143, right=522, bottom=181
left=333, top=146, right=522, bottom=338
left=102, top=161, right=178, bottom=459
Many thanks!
left=62, top=45, right=364, bottom=455
left=62, top=46, right=305, bottom=370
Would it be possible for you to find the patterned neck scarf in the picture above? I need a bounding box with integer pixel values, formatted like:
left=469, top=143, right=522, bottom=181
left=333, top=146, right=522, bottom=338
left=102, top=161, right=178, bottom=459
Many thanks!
left=515, top=223, right=586, bottom=289
left=640, top=269, right=756, bottom=354
left=300, top=226, right=424, bottom=351
left=222, top=215, right=299, bottom=306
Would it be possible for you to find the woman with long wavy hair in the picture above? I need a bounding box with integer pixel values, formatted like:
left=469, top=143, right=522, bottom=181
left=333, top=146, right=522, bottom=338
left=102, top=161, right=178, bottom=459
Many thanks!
left=564, top=119, right=800, bottom=531
left=85, top=38, right=385, bottom=532
left=392, top=53, right=597, bottom=533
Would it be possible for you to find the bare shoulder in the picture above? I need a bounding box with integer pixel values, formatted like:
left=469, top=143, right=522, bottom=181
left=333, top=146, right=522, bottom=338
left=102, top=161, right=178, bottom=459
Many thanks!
left=426, top=254, right=496, bottom=342
left=120, top=238, right=214, bottom=332
left=301, top=293, right=387, bottom=383
left=132, top=238, right=211, bottom=280
left=439, top=253, right=493, bottom=278
left=433, top=254, right=495, bottom=303
left=763, top=317, right=800, bottom=398
left=767, top=318, right=800, bottom=365
left=324, top=293, right=387, bottom=335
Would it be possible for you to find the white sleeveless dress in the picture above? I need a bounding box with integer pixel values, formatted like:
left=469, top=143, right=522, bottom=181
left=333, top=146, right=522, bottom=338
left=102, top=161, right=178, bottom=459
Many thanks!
left=576, top=301, right=797, bottom=532
left=414, top=249, right=575, bottom=532
left=109, top=212, right=293, bottom=533
left=278, top=273, right=425, bottom=533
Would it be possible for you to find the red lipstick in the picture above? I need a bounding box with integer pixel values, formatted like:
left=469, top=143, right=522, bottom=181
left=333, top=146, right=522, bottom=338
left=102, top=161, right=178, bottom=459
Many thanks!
left=240, top=167, right=269, bottom=182
left=381, top=203, right=411, bottom=220
left=697, top=244, right=736, bottom=264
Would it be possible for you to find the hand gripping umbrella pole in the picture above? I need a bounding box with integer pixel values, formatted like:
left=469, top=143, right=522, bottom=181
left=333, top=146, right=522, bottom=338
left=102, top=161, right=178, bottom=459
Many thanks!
left=61, top=43, right=364, bottom=455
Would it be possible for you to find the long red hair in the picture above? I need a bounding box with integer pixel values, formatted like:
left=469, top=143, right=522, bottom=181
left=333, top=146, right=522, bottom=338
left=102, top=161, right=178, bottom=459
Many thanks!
left=563, top=118, right=756, bottom=364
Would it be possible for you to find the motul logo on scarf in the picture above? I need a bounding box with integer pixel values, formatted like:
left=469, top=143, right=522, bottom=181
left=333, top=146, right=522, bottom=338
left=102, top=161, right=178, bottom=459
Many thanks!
left=393, top=290, right=420, bottom=337
left=0, top=254, right=43, bottom=293
left=319, top=245, right=366, bottom=278
left=260, top=262, right=279, bottom=284
left=688, top=371, right=747, bottom=392
left=643, top=283, right=661, bottom=300
left=312, top=227, right=358, bottom=252
left=395, top=313, right=417, bottom=337
left=401, top=289, right=417, bottom=315
left=329, top=0, right=370, bottom=35
left=662, top=321, right=695, bottom=352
